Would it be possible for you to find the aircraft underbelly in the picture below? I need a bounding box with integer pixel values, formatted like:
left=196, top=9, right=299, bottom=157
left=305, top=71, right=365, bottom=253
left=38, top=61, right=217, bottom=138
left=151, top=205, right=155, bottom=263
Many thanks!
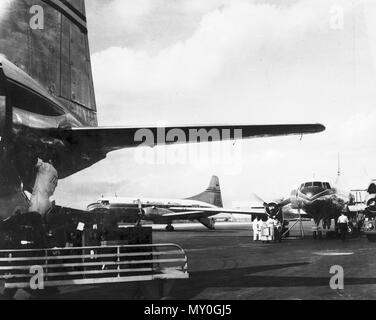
left=304, top=198, right=345, bottom=219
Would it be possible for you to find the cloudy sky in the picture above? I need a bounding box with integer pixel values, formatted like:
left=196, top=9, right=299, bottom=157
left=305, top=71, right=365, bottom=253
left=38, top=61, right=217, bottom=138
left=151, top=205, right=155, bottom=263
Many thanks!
left=54, top=0, right=376, bottom=209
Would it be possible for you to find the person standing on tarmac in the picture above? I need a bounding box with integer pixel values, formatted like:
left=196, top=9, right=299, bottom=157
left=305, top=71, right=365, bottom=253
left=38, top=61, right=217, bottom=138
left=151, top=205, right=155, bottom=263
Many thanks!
left=266, top=216, right=275, bottom=243
left=338, top=213, right=349, bottom=242
left=273, top=218, right=282, bottom=243
left=260, top=218, right=269, bottom=243
left=252, top=217, right=259, bottom=241
left=257, top=218, right=263, bottom=241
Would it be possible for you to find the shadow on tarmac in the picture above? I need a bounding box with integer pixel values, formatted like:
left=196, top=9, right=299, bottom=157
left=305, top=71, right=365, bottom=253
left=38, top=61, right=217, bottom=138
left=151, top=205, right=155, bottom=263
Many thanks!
left=169, top=262, right=376, bottom=299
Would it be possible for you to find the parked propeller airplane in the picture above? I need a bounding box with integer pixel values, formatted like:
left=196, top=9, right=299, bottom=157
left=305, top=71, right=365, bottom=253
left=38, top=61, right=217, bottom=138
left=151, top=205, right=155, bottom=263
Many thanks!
left=251, top=166, right=355, bottom=230
left=0, top=0, right=324, bottom=226
left=87, top=176, right=260, bottom=231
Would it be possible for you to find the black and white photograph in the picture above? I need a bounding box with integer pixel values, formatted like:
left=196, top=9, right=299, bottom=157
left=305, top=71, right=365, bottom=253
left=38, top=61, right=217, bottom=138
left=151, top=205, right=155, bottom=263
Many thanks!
left=0, top=0, right=376, bottom=304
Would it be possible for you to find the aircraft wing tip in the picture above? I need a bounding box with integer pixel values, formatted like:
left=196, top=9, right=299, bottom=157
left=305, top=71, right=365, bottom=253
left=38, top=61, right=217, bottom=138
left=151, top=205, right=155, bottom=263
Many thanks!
left=316, top=123, right=326, bottom=132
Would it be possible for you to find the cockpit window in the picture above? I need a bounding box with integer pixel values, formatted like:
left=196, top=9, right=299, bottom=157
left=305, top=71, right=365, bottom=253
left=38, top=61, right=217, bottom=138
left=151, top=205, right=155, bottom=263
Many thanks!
left=101, top=200, right=110, bottom=206
left=304, top=182, right=313, bottom=187
left=313, top=182, right=322, bottom=187
left=323, top=182, right=331, bottom=189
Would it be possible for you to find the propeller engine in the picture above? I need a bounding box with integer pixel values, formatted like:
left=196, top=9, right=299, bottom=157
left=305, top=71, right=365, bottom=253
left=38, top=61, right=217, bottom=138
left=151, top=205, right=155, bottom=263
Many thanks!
left=366, top=194, right=376, bottom=214
left=251, top=193, right=286, bottom=218
left=142, top=206, right=174, bottom=218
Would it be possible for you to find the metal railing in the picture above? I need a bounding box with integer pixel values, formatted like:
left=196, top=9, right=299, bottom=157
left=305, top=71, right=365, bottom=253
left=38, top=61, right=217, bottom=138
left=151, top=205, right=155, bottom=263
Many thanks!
left=0, top=244, right=188, bottom=289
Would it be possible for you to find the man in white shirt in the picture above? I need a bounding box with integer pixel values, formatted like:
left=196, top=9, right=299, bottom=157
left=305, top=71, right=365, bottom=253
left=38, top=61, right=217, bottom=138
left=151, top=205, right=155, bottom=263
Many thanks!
left=29, top=158, right=58, bottom=215
left=266, top=217, right=275, bottom=242
left=337, top=213, right=349, bottom=241
left=252, top=218, right=259, bottom=241
left=257, top=218, right=264, bottom=241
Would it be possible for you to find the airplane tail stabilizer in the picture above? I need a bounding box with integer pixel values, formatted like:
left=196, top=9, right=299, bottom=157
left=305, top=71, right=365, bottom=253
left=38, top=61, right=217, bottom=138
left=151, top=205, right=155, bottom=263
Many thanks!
left=187, top=176, right=223, bottom=208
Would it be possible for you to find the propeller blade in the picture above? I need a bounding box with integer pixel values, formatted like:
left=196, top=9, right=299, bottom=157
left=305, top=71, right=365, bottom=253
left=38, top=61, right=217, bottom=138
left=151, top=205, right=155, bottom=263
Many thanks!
left=250, top=193, right=267, bottom=206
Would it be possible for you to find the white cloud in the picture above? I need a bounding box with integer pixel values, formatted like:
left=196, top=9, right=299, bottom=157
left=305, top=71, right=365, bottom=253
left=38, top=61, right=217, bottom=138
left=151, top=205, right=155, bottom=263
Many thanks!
left=87, top=0, right=155, bottom=32
left=364, top=0, right=376, bottom=72
left=92, top=1, right=336, bottom=97
left=91, top=0, right=364, bottom=129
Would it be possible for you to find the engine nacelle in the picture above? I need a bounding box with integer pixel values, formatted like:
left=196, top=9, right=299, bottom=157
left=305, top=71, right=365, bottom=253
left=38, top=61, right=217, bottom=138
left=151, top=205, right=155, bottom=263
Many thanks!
left=265, top=202, right=280, bottom=216
left=366, top=194, right=376, bottom=214
left=143, top=207, right=174, bottom=219
left=290, top=189, right=304, bottom=209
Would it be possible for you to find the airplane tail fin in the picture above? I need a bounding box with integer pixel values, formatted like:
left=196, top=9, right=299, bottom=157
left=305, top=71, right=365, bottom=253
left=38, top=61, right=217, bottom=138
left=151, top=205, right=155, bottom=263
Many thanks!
left=187, top=176, right=223, bottom=208
left=0, top=0, right=97, bottom=126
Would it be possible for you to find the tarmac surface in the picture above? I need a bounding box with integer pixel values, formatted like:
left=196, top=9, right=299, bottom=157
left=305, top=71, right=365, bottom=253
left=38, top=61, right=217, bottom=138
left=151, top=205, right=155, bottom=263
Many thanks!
left=13, top=221, right=376, bottom=300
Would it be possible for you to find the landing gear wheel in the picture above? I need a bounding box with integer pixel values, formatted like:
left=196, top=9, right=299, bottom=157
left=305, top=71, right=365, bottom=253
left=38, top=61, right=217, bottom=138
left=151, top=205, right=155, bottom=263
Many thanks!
left=165, top=225, right=174, bottom=232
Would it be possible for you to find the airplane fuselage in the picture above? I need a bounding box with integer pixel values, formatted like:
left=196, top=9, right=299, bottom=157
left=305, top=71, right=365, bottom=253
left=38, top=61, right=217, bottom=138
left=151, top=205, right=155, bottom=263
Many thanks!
left=88, top=197, right=218, bottom=224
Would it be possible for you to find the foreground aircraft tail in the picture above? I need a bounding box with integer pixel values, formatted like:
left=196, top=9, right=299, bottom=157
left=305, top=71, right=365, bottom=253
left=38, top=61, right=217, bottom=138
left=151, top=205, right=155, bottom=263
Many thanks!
left=0, top=0, right=97, bottom=126
left=187, top=176, right=223, bottom=208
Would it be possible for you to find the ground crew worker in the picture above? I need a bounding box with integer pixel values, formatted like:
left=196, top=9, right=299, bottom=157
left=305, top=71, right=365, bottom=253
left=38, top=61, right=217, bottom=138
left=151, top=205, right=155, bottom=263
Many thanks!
left=323, top=218, right=331, bottom=230
left=252, top=218, right=259, bottom=241
left=274, top=218, right=282, bottom=243
left=29, top=158, right=58, bottom=216
left=257, top=218, right=263, bottom=241
left=337, top=213, right=349, bottom=242
left=260, top=218, right=269, bottom=243
left=266, top=216, right=275, bottom=242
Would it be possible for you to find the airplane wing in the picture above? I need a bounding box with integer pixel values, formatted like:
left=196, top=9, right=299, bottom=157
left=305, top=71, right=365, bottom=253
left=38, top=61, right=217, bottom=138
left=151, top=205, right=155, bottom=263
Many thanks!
left=161, top=208, right=267, bottom=221
left=167, top=207, right=266, bottom=216
left=54, top=123, right=325, bottom=153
